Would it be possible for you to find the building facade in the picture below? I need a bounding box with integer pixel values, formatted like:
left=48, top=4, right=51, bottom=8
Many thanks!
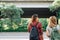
left=0, top=0, right=54, bottom=8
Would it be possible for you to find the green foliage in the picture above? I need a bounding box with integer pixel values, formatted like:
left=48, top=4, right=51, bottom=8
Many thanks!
left=0, top=19, right=2, bottom=32
left=56, top=9, right=60, bottom=18
left=0, top=4, right=24, bottom=31
left=19, top=18, right=28, bottom=32
left=1, top=18, right=11, bottom=30
left=0, top=4, right=23, bottom=25
left=49, top=0, right=60, bottom=12
left=49, top=0, right=60, bottom=18
left=0, top=18, right=48, bottom=32
left=39, top=18, right=48, bottom=31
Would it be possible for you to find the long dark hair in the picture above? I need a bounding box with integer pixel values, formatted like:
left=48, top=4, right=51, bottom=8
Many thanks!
left=31, top=14, right=38, bottom=22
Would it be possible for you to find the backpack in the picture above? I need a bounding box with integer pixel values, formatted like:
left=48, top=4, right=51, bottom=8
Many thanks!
left=51, top=25, right=60, bottom=40
left=30, top=22, right=39, bottom=40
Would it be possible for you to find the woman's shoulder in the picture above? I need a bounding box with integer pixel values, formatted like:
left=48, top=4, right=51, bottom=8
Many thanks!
left=57, top=24, right=60, bottom=27
left=56, top=25, right=60, bottom=29
left=38, top=22, right=42, bottom=25
left=38, top=22, right=42, bottom=24
left=46, top=25, right=52, bottom=30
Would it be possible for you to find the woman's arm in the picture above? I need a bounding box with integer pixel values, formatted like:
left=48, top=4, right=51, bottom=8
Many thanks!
left=57, top=25, right=60, bottom=33
left=46, top=26, right=50, bottom=37
left=39, top=34, right=43, bottom=40
left=38, top=23, right=43, bottom=40
left=46, top=30, right=50, bottom=37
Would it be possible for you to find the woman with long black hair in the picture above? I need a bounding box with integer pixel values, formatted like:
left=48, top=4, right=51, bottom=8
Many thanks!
left=28, top=14, right=43, bottom=40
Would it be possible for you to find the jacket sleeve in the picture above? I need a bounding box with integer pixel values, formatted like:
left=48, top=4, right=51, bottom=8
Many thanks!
left=38, top=23, right=43, bottom=35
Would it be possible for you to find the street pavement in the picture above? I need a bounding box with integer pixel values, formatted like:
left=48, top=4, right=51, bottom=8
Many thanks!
left=0, top=32, right=49, bottom=40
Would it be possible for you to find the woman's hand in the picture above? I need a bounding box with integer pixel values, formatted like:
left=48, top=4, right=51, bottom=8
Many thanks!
left=39, top=35, right=43, bottom=40
left=46, top=30, right=50, bottom=37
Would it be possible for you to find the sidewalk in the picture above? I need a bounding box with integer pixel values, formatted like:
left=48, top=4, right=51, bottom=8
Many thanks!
left=0, top=32, right=49, bottom=40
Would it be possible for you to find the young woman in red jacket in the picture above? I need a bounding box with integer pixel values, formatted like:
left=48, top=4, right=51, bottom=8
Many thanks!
left=28, top=14, right=43, bottom=40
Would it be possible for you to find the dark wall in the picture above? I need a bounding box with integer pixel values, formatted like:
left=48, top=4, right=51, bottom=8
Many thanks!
left=21, top=8, right=56, bottom=18
left=0, top=8, right=56, bottom=18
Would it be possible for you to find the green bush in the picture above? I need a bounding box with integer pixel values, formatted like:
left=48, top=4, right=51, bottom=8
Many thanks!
left=0, top=4, right=24, bottom=32
left=49, top=0, right=60, bottom=19
left=39, top=18, right=48, bottom=31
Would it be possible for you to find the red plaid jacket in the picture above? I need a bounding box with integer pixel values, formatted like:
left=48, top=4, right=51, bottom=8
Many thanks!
left=28, top=22, right=43, bottom=40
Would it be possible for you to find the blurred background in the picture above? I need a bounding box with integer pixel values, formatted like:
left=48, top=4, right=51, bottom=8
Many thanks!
left=0, top=0, right=60, bottom=40
left=0, top=0, right=60, bottom=32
